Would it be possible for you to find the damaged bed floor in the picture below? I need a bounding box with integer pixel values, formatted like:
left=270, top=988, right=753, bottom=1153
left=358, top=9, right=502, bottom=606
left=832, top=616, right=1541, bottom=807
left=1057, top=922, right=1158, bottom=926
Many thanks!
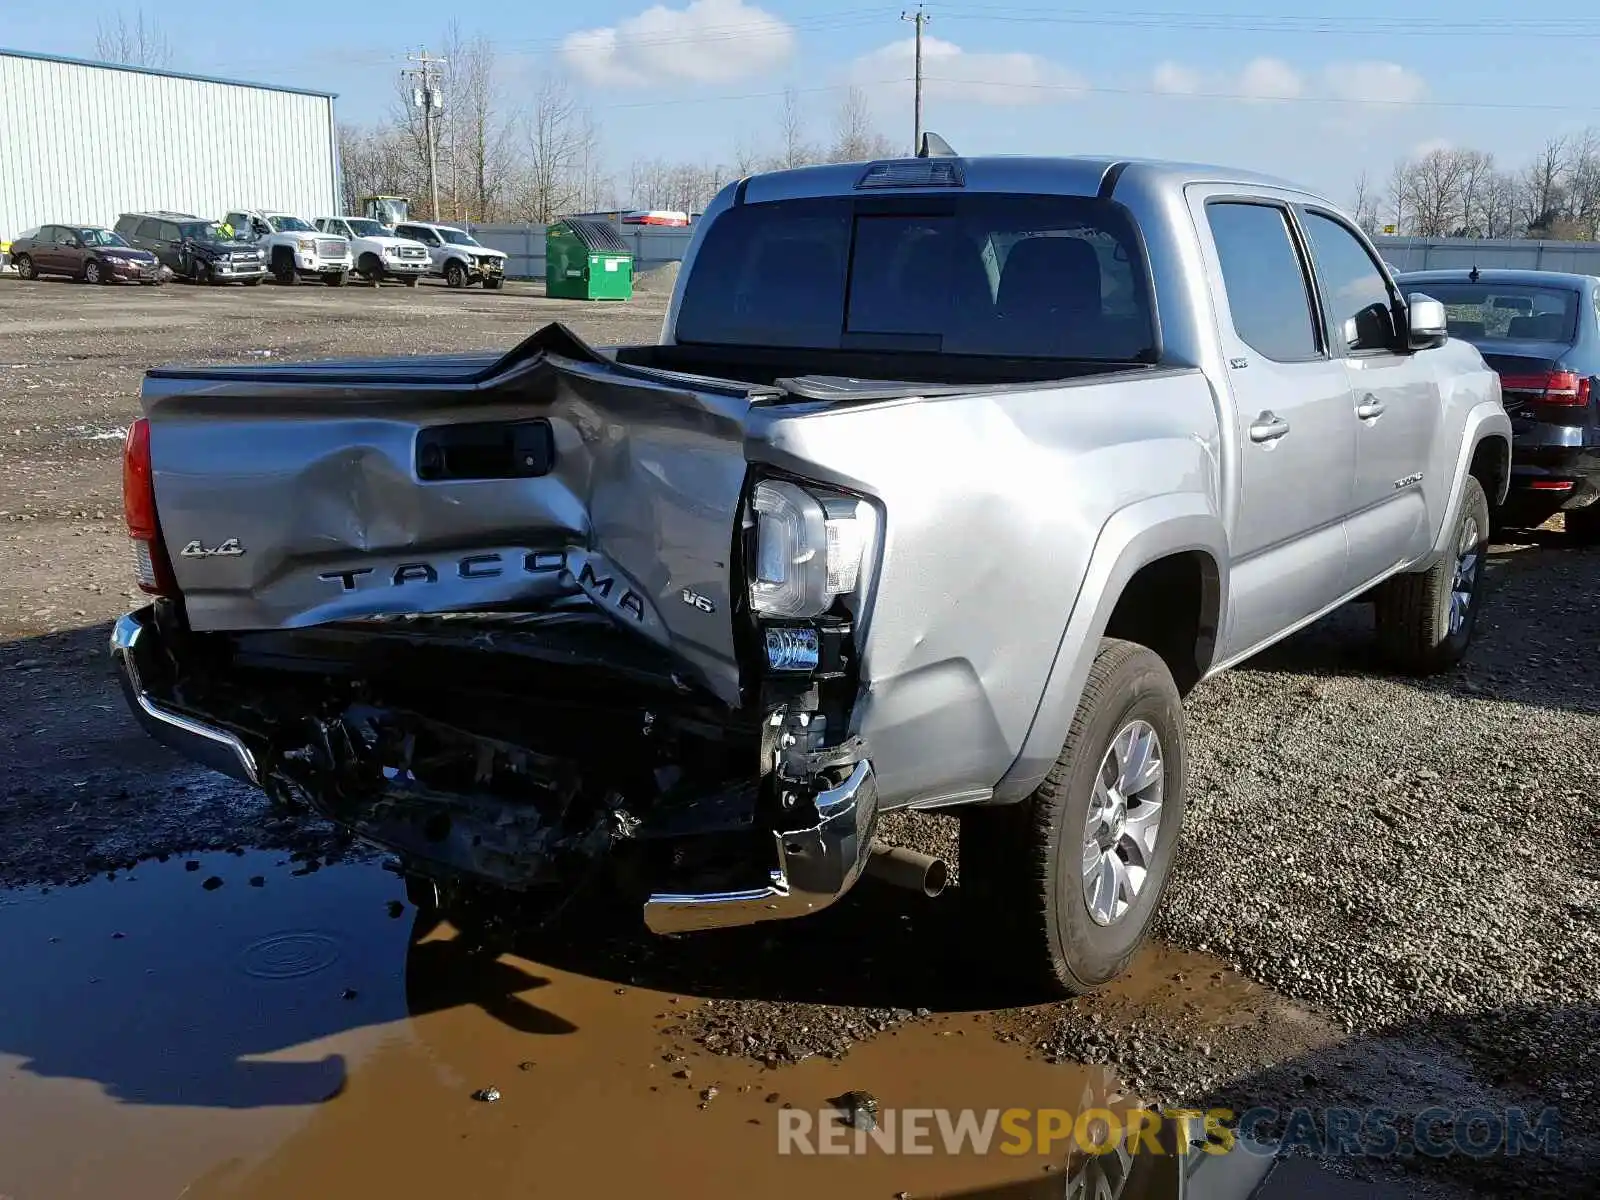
left=0, top=277, right=1593, bottom=1199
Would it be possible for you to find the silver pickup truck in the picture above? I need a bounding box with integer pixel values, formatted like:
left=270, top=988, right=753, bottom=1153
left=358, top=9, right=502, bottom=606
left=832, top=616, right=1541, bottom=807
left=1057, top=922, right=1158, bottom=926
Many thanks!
left=110, top=150, right=1510, bottom=994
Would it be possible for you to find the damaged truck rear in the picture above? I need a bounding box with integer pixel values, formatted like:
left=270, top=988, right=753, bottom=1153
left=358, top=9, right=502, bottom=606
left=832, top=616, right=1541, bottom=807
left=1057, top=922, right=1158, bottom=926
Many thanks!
left=111, top=151, right=1509, bottom=994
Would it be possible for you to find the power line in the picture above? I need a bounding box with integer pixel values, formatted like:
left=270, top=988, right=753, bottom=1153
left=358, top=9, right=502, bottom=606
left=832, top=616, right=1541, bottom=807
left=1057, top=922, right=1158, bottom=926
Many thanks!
left=401, top=48, right=446, bottom=220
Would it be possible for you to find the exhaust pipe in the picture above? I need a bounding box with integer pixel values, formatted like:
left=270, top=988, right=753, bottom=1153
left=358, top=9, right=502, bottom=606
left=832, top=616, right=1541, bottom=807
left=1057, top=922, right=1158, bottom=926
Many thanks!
left=864, top=841, right=949, bottom=898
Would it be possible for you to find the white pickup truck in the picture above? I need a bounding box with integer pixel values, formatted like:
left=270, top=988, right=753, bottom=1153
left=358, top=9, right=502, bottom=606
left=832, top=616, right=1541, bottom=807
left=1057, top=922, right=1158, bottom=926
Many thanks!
left=391, top=221, right=507, bottom=289
left=224, top=209, right=352, bottom=286
left=313, top=217, right=431, bottom=286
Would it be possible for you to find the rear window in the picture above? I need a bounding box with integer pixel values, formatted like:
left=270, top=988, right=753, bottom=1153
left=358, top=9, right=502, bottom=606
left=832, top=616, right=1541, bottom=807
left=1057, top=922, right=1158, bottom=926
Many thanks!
left=674, top=194, right=1156, bottom=361
left=1413, top=283, right=1581, bottom=344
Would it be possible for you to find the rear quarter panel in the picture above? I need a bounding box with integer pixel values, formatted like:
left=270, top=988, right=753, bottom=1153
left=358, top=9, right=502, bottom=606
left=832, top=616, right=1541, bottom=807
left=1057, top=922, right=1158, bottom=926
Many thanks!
left=747, top=370, right=1224, bottom=808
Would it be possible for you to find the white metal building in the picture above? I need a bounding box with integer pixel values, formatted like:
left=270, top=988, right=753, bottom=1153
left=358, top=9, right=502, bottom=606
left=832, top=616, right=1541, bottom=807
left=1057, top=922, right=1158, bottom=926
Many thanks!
left=0, top=48, right=338, bottom=241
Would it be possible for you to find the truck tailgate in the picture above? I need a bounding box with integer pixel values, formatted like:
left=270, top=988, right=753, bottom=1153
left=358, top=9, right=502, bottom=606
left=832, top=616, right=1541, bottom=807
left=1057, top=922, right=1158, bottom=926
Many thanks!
left=141, top=334, right=757, bottom=704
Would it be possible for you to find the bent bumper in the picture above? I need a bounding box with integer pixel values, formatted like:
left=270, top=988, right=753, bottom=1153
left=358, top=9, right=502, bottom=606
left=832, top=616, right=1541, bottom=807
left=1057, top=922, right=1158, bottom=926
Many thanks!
left=109, top=609, right=258, bottom=785
left=642, top=759, right=880, bottom=934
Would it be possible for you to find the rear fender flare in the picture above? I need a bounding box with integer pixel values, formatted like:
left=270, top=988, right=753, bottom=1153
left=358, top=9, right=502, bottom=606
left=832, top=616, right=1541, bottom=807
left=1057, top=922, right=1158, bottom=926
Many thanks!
left=1418, top=401, right=1513, bottom=570
left=992, top=493, right=1228, bottom=803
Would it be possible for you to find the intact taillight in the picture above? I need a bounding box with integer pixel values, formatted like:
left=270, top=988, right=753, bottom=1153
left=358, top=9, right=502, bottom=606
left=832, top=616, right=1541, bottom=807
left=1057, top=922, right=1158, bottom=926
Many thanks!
left=122, top=418, right=176, bottom=595
left=1498, top=370, right=1592, bottom=407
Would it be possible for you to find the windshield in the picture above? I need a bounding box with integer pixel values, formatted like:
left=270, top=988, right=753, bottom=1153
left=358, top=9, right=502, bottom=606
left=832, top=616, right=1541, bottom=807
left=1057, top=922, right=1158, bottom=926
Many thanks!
left=267, top=215, right=315, bottom=233
left=345, top=219, right=389, bottom=237
left=1416, top=282, right=1581, bottom=345
left=179, top=222, right=233, bottom=242
left=80, top=228, right=129, bottom=247
left=674, top=194, right=1157, bottom=361
left=441, top=228, right=480, bottom=246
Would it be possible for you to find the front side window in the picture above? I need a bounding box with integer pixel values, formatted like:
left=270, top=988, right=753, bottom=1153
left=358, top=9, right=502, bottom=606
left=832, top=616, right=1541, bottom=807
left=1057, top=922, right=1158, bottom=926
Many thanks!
left=1301, top=211, right=1398, bottom=353
left=1205, top=201, right=1320, bottom=362
left=675, top=193, right=1156, bottom=361
left=80, top=228, right=127, bottom=247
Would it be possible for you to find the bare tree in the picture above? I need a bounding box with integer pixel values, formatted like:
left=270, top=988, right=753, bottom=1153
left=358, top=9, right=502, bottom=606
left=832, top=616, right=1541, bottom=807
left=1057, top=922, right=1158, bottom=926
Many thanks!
left=94, top=9, right=171, bottom=67
left=776, top=88, right=816, bottom=170
left=827, top=86, right=894, bottom=164
left=521, top=73, right=596, bottom=221
left=1350, top=172, right=1381, bottom=235
left=1520, top=137, right=1569, bottom=235
left=446, top=29, right=518, bottom=222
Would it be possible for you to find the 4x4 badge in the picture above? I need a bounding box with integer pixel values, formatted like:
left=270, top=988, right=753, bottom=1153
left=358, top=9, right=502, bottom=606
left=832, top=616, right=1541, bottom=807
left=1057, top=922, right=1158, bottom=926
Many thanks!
left=180, top=538, right=245, bottom=558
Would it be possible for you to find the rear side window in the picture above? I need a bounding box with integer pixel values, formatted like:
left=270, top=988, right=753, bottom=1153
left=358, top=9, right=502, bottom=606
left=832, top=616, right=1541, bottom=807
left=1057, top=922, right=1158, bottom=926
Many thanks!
left=1206, top=202, right=1319, bottom=362
left=114, top=216, right=136, bottom=235
left=136, top=219, right=162, bottom=240
left=1300, top=211, right=1398, bottom=353
left=675, top=194, right=1157, bottom=361
left=1407, top=282, right=1580, bottom=345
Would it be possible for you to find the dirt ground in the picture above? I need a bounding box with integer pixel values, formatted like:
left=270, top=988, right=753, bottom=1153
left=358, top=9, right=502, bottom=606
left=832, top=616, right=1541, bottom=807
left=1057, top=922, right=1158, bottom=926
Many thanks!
left=0, top=273, right=1593, bottom=1199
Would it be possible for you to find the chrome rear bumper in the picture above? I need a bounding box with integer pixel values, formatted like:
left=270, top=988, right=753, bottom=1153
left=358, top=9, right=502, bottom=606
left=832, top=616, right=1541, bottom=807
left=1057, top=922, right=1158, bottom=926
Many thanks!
left=110, top=609, right=258, bottom=786
left=642, top=759, right=880, bottom=935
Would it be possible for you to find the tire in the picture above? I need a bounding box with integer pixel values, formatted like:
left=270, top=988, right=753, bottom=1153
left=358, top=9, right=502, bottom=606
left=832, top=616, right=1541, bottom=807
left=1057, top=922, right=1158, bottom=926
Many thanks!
left=244, top=277, right=265, bottom=287
left=14, top=255, right=36, bottom=281
left=272, top=250, right=297, bottom=285
left=959, top=638, right=1187, bottom=997
left=1374, top=474, right=1490, bottom=675
left=323, top=270, right=347, bottom=287
left=404, top=275, right=419, bottom=287
left=358, top=254, right=384, bottom=285
left=444, top=260, right=467, bottom=289
left=483, top=276, right=504, bottom=291
left=194, top=260, right=213, bottom=286
left=1562, top=501, right=1600, bottom=545
left=84, top=258, right=105, bottom=285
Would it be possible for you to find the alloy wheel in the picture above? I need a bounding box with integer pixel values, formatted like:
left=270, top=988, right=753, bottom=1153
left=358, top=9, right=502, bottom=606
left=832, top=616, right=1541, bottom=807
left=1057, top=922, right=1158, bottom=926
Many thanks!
left=1080, top=719, right=1165, bottom=927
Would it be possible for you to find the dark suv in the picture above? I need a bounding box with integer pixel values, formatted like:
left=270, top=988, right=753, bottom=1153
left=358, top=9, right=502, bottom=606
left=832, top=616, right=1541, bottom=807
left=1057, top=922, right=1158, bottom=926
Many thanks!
left=8, top=224, right=160, bottom=284
left=115, top=212, right=267, bottom=285
left=1399, top=267, right=1600, bottom=540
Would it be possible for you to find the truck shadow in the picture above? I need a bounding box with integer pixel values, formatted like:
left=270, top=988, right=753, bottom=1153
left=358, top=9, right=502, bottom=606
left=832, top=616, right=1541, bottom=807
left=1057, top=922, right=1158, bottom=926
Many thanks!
left=1239, top=538, right=1600, bottom=717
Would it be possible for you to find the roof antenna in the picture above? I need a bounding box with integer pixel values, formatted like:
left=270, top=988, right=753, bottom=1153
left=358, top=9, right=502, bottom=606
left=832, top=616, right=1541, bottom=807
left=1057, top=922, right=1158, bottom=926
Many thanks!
left=917, top=131, right=958, bottom=158
left=1468, top=264, right=1480, bottom=282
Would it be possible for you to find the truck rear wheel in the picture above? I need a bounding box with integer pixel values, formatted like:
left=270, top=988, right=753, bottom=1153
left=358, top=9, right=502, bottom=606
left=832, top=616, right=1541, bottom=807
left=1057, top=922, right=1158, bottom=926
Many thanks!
left=959, top=638, right=1186, bottom=997
left=1374, top=474, right=1489, bottom=675
left=1562, top=499, right=1600, bottom=544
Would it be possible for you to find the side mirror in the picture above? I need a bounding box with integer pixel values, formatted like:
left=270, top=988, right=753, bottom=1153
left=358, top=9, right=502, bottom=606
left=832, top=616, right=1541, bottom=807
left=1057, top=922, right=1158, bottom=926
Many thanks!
left=1406, top=293, right=1448, bottom=350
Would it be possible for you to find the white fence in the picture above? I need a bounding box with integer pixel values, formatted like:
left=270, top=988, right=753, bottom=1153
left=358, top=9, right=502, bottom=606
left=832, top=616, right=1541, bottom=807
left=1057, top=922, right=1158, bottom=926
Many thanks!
left=1376, top=236, right=1600, bottom=275
left=468, top=224, right=696, bottom=281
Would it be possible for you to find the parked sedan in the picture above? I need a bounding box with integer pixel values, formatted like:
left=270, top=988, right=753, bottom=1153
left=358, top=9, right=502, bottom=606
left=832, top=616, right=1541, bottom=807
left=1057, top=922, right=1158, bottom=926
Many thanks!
left=9, top=224, right=161, bottom=284
left=1399, top=267, right=1600, bottom=539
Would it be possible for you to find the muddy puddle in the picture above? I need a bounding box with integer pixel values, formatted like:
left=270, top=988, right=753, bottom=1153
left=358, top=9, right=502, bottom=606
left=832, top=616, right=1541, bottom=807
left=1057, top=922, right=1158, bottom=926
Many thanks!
left=0, top=854, right=1406, bottom=1200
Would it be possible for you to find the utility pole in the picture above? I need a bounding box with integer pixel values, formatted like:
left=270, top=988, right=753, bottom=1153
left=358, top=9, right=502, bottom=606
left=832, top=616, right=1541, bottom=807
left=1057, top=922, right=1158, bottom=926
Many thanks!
left=403, top=48, right=447, bottom=220
left=900, top=3, right=928, bottom=154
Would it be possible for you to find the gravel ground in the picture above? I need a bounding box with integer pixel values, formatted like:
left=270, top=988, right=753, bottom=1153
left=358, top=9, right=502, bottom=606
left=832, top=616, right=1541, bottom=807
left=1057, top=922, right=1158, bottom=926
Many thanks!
left=1, top=274, right=1594, bottom=1196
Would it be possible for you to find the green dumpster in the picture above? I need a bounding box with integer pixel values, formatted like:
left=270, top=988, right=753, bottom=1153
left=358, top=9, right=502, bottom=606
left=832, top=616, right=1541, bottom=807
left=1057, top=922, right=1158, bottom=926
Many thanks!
left=546, top=218, right=633, bottom=301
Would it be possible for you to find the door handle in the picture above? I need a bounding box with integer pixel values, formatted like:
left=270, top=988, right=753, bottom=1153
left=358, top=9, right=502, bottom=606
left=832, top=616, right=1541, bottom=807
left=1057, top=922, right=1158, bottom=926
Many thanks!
left=1356, top=395, right=1386, bottom=420
left=1249, top=412, right=1291, bottom=443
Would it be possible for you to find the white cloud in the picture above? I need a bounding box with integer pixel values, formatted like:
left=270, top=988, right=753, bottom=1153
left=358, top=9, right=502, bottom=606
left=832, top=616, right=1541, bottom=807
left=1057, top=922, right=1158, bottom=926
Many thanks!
left=851, top=36, right=1086, bottom=107
left=1151, top=62, right=1203, bottom=96
left=1151, top=58, right=1425, bottom=107
left=1321, top=61, right=1427, bottom=106
left=1238, top=58, right=1303, bottom=101
left=561, top=0, right=794, bottom=88
left=1411, top=137, right=1455, bottom=157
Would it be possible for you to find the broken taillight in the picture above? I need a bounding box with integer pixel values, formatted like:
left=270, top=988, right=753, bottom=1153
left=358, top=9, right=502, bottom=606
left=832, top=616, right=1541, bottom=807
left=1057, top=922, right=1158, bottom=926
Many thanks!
left=122, top=417, right=176, bottom=595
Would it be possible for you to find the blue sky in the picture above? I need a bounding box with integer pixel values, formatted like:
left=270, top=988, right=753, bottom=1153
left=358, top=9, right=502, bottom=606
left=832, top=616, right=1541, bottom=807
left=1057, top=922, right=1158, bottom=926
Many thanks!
left=7, top=0, right=1600, bottom=206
